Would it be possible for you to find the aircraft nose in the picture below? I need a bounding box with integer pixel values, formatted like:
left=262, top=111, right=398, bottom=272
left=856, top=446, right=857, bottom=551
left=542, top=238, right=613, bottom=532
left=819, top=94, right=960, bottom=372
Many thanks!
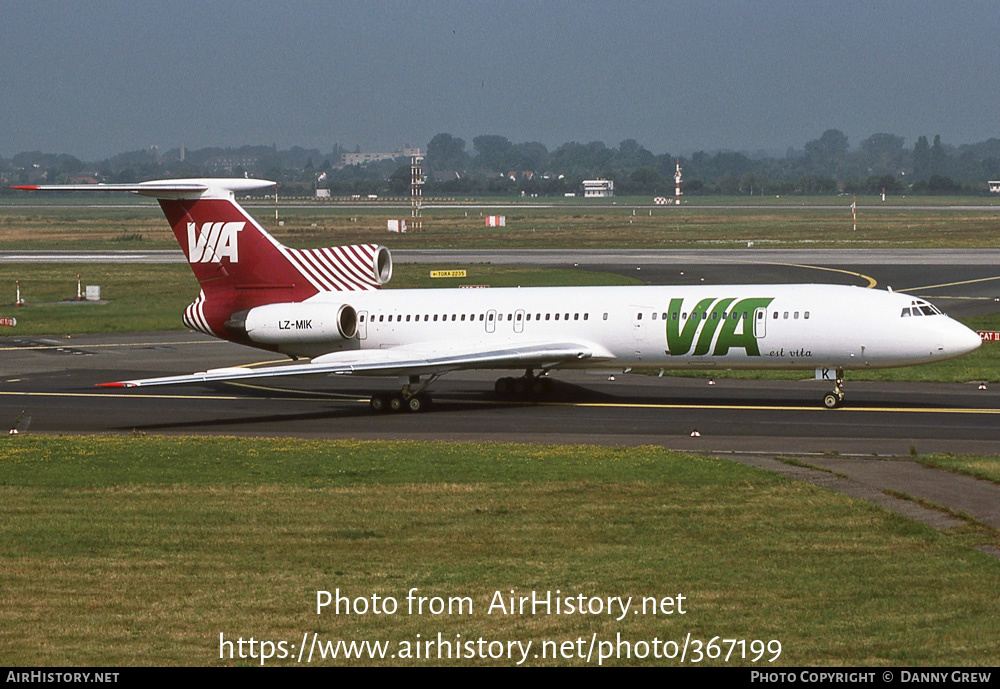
left=946, top=320, right=982, bottom=356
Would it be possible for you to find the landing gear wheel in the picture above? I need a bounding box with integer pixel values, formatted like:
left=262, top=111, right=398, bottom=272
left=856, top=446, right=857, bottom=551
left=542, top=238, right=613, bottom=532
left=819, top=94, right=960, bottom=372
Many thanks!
left=388, top=394, right=406, bottom=413
left=823, top=392, right=843, bottom=409
left=407, top=393, right=431, bottom=413
left=370, top=393, right=390, bottom=413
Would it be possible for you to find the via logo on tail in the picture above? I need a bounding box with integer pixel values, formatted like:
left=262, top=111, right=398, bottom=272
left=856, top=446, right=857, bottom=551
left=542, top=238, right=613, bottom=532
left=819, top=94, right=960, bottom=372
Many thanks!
left=665, top=297, right=773, bottom=356
left=186, top=221, right=244, bottom=263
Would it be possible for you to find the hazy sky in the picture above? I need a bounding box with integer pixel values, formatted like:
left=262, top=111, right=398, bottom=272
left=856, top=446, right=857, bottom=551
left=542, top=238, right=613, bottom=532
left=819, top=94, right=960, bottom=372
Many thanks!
left=2, top=1, right=998, bottom=160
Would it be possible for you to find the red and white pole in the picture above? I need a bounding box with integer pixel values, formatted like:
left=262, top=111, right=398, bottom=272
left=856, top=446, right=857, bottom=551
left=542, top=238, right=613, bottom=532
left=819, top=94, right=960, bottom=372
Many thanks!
left=674, top=160, right=682, bottom=206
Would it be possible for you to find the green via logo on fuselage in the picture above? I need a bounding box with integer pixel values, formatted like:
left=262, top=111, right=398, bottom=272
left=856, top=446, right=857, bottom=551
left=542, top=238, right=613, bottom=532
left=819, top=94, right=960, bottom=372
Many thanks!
left=665, top=297, right=774, bottom=356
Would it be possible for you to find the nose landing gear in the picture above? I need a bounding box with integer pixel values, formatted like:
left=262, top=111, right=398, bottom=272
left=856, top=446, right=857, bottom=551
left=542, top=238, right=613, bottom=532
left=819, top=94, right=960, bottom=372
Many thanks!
left=823, top=371, right=845, bottom=409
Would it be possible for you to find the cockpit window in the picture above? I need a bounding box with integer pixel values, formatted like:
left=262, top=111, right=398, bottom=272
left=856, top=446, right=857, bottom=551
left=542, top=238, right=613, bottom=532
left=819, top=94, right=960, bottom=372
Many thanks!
left=903, top=300, right=942, bottom=318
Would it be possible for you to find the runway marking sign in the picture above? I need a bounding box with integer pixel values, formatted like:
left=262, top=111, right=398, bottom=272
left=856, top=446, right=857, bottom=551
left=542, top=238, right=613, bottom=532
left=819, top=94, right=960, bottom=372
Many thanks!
left=978, top=331, right=1000, bottom=342
left=430, top=270, right=467, bottom=278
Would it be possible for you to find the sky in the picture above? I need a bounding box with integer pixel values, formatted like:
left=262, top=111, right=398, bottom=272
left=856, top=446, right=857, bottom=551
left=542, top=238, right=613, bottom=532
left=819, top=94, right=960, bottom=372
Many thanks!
left=2, top=0, right=998, bottom=161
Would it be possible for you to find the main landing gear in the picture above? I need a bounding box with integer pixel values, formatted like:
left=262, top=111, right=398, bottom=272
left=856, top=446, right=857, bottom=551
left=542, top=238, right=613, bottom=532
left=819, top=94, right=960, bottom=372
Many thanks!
left=494, top=369, right=555, bottom=398
left=370, top=374, right=438, bottom=413
left=823, top=370, right=846, bottom=409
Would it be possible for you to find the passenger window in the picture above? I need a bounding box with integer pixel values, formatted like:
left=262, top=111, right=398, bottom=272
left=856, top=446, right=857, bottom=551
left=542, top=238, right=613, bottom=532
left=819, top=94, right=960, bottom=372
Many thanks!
left=584, top=313, right=589, bottom=320
left=804, top=312, right=810, bottom=319
left=603, top=313, right=608, bottom=320
left=783, top=312, right=789, bottom=319
left=794, top=312, right=799, bottom=319
left=555, top=314, right=560, bottom=321
left=574, top=313, right=579, bottom=320
left=546, top=314, right=551, bottom=321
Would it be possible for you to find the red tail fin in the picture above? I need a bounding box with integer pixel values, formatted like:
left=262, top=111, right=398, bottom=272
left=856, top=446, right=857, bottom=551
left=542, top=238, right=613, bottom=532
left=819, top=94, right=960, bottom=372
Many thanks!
left=153, top=180, right=391, bottom=337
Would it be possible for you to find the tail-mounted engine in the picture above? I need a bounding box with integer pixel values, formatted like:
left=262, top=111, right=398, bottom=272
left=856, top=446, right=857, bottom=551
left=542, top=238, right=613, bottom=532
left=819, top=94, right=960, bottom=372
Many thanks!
left=228, top=302, right=358, bottom=345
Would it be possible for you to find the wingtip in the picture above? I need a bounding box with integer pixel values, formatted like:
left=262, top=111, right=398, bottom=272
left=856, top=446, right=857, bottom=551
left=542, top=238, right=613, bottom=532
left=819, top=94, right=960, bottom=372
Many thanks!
left=95, top=381, right=131, bottom=388
left=8, top=185, right=39, bottom=190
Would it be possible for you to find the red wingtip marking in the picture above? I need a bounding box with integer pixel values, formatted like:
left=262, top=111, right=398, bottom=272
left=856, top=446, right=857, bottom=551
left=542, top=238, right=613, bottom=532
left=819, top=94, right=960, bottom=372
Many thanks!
left=9, top=185, right=39, bottom=190
left=96, top=382, right=128, bottom=388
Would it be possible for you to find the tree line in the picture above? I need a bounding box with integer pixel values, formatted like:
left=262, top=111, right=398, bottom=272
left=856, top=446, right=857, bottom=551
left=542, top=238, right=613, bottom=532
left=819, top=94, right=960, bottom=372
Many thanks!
left=3, top=130, right=999, bottom=197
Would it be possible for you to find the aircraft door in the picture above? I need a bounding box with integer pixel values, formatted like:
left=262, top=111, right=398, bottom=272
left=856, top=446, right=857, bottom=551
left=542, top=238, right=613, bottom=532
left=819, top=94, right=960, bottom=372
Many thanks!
left=753, top=307, right=767, bottom=339
left=632, top=310, right=645, bottom=340
left=358, top=310, right=368, bottom=340
left=486, top=309, right=497, bottom=333
left=514, top=309, right=525, bottom=333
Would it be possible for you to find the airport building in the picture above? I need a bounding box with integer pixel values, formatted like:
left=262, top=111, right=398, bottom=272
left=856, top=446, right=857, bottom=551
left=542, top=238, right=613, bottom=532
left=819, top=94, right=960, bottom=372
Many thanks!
left=582, top=179, right=614, bottom=197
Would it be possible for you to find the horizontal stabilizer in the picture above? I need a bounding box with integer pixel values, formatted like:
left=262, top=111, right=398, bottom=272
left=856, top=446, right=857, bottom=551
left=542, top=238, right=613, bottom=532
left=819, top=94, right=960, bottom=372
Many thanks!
left=9, top=178, right=274, bottom=200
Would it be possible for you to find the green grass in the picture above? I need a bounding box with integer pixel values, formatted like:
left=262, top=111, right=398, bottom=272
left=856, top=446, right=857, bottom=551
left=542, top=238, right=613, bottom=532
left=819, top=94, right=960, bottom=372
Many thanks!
left=1, top=436, right=998, bottom=666
left=3, top=200, right=1000, bottom=250
left=914, top=454, right=1000, bottom=483
left=0, top=264, right=194, bottom=334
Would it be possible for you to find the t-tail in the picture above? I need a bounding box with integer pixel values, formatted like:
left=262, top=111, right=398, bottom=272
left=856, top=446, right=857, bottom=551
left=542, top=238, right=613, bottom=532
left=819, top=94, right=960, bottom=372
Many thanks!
left=11, top=178, right=392, bottom=344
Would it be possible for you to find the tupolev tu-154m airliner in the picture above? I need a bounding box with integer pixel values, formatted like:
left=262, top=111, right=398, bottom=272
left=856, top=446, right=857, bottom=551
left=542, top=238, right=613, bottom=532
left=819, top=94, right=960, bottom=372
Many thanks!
left=12, top=178, right=982, bottom=412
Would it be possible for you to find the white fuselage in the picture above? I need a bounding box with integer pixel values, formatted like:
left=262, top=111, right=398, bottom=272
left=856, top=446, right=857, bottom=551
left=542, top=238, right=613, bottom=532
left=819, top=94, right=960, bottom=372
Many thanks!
left=271, top=283, right=981, bottom=372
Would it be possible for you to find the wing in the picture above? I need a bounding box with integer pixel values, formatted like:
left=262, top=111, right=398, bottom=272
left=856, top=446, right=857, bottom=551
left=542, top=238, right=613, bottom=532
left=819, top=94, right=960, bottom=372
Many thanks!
left=97, top=341, right=607, bottom=388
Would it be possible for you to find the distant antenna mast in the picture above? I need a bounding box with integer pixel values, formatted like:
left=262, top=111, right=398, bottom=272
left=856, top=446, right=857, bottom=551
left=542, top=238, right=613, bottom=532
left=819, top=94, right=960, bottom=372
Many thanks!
left=411, top=149, right=423, bottom=231
left=674, top=159, right=683, bottom=206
